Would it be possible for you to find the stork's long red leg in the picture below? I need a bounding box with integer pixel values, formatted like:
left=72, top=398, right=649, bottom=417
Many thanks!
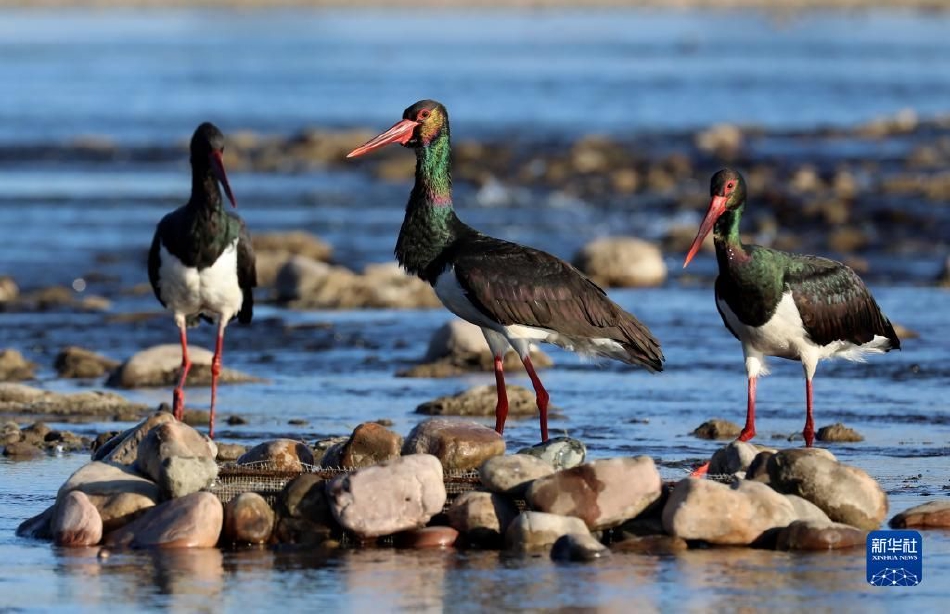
left=803, top=378, right=815, bottom=447
left=492, top=355, right=509, bottom=435
left=738, top=376, right=757, bottom=442
left=521, top=355, right=550, bottom=442
left=208, top=323, right=225, bottom=440
left=172, top=325, right=192, bottom=421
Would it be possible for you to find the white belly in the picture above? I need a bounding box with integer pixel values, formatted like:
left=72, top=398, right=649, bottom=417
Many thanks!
left=158, top=241, right=243, bottom=321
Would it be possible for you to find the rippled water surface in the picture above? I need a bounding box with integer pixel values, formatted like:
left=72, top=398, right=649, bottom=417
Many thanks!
left=1, top=6, right=950, bottom=612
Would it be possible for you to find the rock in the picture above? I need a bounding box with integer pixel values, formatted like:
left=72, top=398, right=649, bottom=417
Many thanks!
left=95, top=412, right=176, bottom=465
left=816, top=423, right=864, bottom=443
left=396, top=526, right=459, bottom=549
left=692, top=419, right=741, bottom=440
left=104, top=491, right=223, bottom=549
left=0, top=349, right=35, bottom=381
left=52, top=491, right=103, bottom=547
left=889, top=500, right=950, bottom=529
left=135, top=421, right=218, bottom=499
left=215, top=442, right=247, bottom=462
left=775, top=519, right=867, bottom=551
left=572, top=237, right=667, bottom=288
left=662, top=478, right=797, bottom=546
left=252, top=230, right=332, bottom=264
left=337, top=422, right=403, bottom=468
left=3, top=440, right=44, bottom=458
left=695, top=123, right=743, bottom=155
left=504, top=511, right=592, bottom=553
left=767, top=449, right=887, bottom=530
left=8, top=285, right=110, bottom=313
left=0, top=275, right=18, bottom=302
left=708, top=441, right=771, bottom=476
left=327, top=454, right=446, bottom=539
left=479, top=454, right=555, bottom=496
left=58, top=461, right=160, bottom=532
left=517, top=437, right=586, bottom=470
left=54, top=346, right=120, bottom=379
left=274, top=474, right=336, bottom=545
left=745, top=450, right=775, bottom=482
left=415, top=384, right=542, bottom=419
left=314, top=435, right=349, bottom=466
left=17, top=505, right=54, bottom=540
left=401, top=319, right=553, bottom=378
left=785, top=494, right=832, bottom=524
left=527, top=456, right=662, bottom=530
left=402, top=418, right=505, bottom=471
left=274, top=255, right=335, bottom=302
left=0, top=383, right=147, bottom=421
left=223, top=492, right=275, bottom=545
left=551, top=532, right=610, bottom=562
left=236, top=439, right=315, bottom=471
left=611, top=534, right=688, bottom=555
left=0, top=420, right=20, bottom=445
left=107, top=344, right=260, bottom=388
left=446, top=490, right=519, bottom=547
left=19, top=421, right=50, bottom=445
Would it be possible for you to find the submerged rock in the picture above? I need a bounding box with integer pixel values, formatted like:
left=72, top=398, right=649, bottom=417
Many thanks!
left=396, top=526, right=459, bottom=549
left=517, top=437, right=586, bottom=470
left=54, top=346, right=120, bottom=379
left=402, top=418, right=505, bottom=471
left=0, top=349, right=35, bottom=381
left=572, top=237, right=667, bottom=288
left=2, top=440, right=44, bottom=458
left=416, top=384, right=541, bottom=419
left=611, top=534, right=688, bottom=555
left=107, top=344, right=260, bottom=389
left=551, top=532, right=610, bottom=562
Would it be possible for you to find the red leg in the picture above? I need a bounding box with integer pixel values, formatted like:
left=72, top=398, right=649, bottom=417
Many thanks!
left=803, top=378, right=815, bottom=447
left=208, top=325, right=224, bottom=440
left=738, top=376, right=757, bottom=442
left=172, top=325, right=192, bottom=422
left=492, top=355, right=509, bottom=435
left=522, top=355, right=550, bottom=442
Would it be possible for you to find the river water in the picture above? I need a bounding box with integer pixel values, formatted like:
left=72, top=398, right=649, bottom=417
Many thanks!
left=1, top=6, right=949, bottom=611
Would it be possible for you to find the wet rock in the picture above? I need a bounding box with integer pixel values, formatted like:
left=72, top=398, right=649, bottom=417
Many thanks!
left=336, top=421, right=403, bottom=468
left=95, top=412, right=176, bottom=465
left=44, top=428, right=88, bottom=453
left=527, top=456, right=662, bottom=530
left=17, top=505, right=54, bottom=540
left=745, top=450, right=775, bottom=482
left=0, top=420, right=19, bottom=445
left=775, top=519, right=866, bottom=551
left=766, top=449, right=886, bottom=530
left=446, top=490, right=519, bottom=547
left=327, top=454, right=446, bottom=539
left=479, top=454, right=555, bottom=497
left=504, top=511, right=592, bottom=554
left=695, top=123, right=743, bottom=155
left=662, top=478, right=797, bottom=545
left=402, top=418, right=505, bottom=471
left=19, top=421, right=51, bottom=446
left=2, top=440, right=44, bottom=458
left=54, top=346, right=119, bottom=379
left=136, top=421, right=218, bottom=499
left=52, top=491, right=103, bottom=547
left=611, top=534, right=688, bottom=555
left=572, top=237, right=667, bottom=288
left=708, top=441, right=773, bottom=476
left=517, top=437, right=586, bottom=470
left=280, top=474, right=332, bottom=521
left=0, top=383, right=147, bottom=421
left=692, top=419, right=741, bottom=440
left=58, top=461, right=160, bottom=532
left=0, top=275, right=18, bottom=302
left=0, top=349, right=35, bottom=381
left=236, top=439, right=315, bottom=471
left=399, top=319, right=552, bottom=378
left=107, top=344, right=260, bottom=389
left=223, top=492, right=275, bottom=545
left=396, top=526, right=459, bottom=549
left=215, top=442, right=247, bottom=462
left=551, top=532, right=610, bottom=562
left=11, top=285, right=110, bottom=313
left=889, top=500, right=950, bottom=529
left=415, top=384, right=541, bottom=418
left=104, top=491, right=223, bottom=549
left=816, top=423, right=864, bottom=443
left=253, top=230, right=332, bottom=263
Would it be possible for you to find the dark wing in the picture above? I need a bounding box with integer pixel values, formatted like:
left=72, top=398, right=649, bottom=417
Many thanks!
left=713, top=278, right=742, bottom=342
left=147, top=223, right=166, bottom=308
left=451, top=235, right=664, bottom=371
left=235, top=217, right=256, bottom=325
left=785, top=254, right=900, bottom=349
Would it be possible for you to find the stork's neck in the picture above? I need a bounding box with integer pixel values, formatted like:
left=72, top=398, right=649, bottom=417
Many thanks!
left=713, top=202, right=750, bottom=269
left=395, top=132, right=461, bottom=282
left=189, top=163, right=224, bottom=212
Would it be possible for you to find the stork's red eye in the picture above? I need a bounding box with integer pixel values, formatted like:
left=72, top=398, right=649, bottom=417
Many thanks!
left=419, top=109, right=431, bottom=120
left=727, top=182, right=734, bottom=189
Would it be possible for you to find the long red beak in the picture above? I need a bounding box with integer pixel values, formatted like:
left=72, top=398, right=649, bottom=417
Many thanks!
left=210, top=150, right=236, bottom=208
left=346, top=119, right=419, bottom=158
left=683, top=195, right=727, bottom=268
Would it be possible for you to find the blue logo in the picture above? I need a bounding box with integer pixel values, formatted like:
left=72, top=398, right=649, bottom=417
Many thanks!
left=867, top=530, right=922, bottom=587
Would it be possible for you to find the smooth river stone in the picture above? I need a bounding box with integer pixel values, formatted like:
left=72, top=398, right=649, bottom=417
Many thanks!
left=237, top=439, right=315, bottom=471
left=550, top=532, right=610, bottom=562
left=52, top=491, right=103, bottom=547
left=135, top=421, right=218, bottom=499
left=223, top=492, right=275, bottom=545
left=479, top=454, right=555, bottom=496
left=516, top=437, right=586, bottom=470
left=104, top=491, right=223, bottom=549
left=446, top=490, right=519, bottom=547
left=890, top=500, right=950, bottom=529
left=402, top=418, right=504, bottom=471
left=505, top=511, right=592, bottom=553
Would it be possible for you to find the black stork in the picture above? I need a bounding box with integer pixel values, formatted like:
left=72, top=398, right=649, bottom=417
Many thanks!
left=684, top=168, right=899, bottom=473
left=347, top=100, right=664, bottom=442
left=148, top=122, right=257, bottom=438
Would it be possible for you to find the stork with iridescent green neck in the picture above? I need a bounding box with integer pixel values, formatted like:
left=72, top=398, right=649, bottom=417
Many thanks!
left=684, top=168, right=900, bottom=475
left=348, top=99, right=664, bottom=442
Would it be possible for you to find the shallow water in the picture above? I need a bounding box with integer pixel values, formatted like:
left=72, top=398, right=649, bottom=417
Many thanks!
left=1, top=5, right=950, bottom=611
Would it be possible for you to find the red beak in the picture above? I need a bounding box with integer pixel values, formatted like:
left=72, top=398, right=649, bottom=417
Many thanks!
left=346, top=119, right=419, bottom=158
left=210, top=150, right=236, bottom=208
left=683, top=195, right=728, bottom=268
